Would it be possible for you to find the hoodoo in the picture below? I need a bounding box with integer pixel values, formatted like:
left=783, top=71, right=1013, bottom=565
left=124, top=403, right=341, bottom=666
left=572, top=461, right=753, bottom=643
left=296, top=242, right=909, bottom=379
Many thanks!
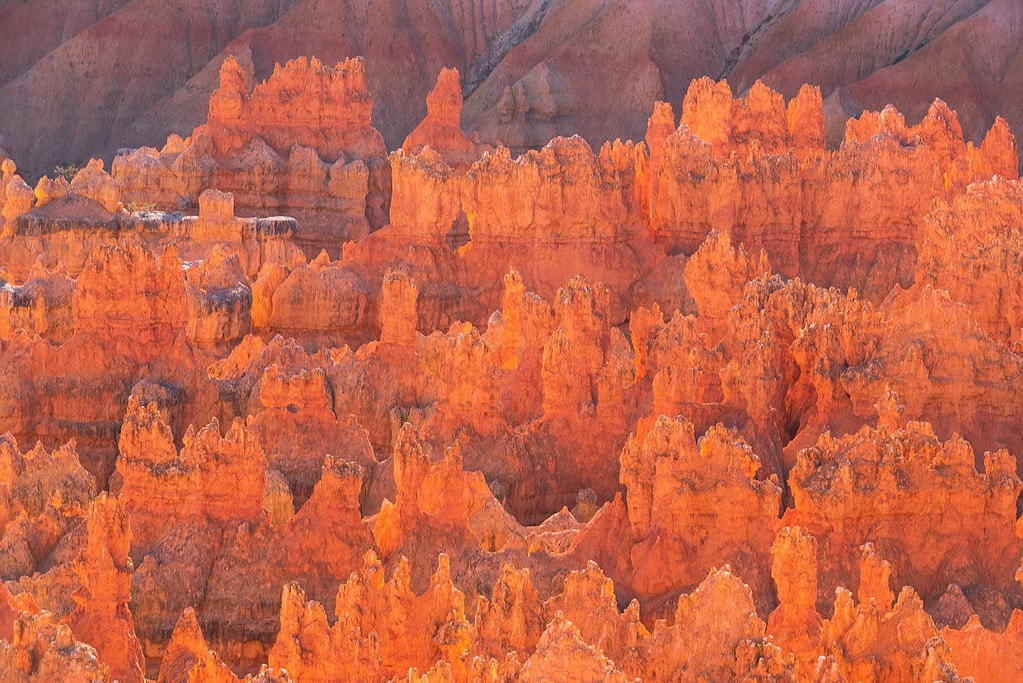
left=1, top=4, right=1023, bottom=679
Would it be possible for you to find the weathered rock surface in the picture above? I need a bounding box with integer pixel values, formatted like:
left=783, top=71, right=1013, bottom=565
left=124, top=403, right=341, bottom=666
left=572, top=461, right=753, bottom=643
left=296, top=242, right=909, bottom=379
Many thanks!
left=4, top=41, right=1023, bottom=682
left=401, top=68, right=482, bottom=170
left=113, top=56, right=389, bottom=254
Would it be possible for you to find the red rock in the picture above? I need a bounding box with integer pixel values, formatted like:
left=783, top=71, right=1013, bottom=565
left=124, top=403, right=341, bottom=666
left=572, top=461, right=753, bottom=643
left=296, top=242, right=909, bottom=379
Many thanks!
left=402, top=68, right=480, bottom=170
left=1, top=172, right=35, bottom=237
left=516, top=614, right=628, bottom=682
left=682, top=229, right=769, bottom=343
left=157, top=608, right=239, bottom=683
left=0, top=259, right=74, bottom=342
left=64, top=493, right=145, bottom=683
left=3, top=31, right=1023, bottom=681
left=331, top=552, right=469, bottom=679
left=0, top=607, right=111, bottom=682
left=618, top=416, right=781, bottom=610
left=470, top=565, right=543, bottom=665
left=72, top=242, right=188, bottom=353
left=917, top=176, right=1023, bottom=344
left=823, top=587, right=962, bottom=683
left=944, top=612, right=1023, bottom=683
left=636, top=566, right=793, bottom=681
left=115, top=398, right=268, bottom=549
left=767, top=526, right=823, bottom=679
left=266, top=582, right=379, bottom=682
left=68, top=160, right=120, bottom=214
left=113, top=56, right=390, bottom=253
left=198, top=453, right=372, bottom=669
left=782, top=410, right=1022, bottom=626
left=260, top=254, right=369, bottom=342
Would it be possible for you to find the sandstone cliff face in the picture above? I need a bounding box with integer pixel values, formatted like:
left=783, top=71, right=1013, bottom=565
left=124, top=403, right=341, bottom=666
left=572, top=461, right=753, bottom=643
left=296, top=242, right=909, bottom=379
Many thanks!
left=917, top=176, right=1023, bottom=345
left=73, top=243, right=188, bottom=353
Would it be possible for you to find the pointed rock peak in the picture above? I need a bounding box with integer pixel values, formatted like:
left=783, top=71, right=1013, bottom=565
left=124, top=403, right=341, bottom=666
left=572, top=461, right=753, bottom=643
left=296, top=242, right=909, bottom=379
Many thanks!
left=846, top=104, right=909, bottom=144
left=426, top=68, right=463, bottom=123
left=307, top=454, right=363, bottom=508
left=521, top=612, right=627, bottom=681
left=562, top=560, right=615, bottom=600
left=924, top=98, right=961, bottom=133
left=982, top=115, right=1019, bottom=179
left=746, top=79, right=785, bottom=110
left=857, top=543, right=894, bottom=610
left=217, top=55, right=254, bottom=96
left=645, top=101, right=676, bottom=156
left=401, top=67, right=479, bottom=168
left=932, top=583, right=973, bottom=629
left=787, top=83, right=826, bottom=153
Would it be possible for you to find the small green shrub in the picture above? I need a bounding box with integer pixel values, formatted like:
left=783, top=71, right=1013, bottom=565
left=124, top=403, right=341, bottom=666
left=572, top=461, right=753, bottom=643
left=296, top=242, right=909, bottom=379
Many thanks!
left=52, top=163, right=81, bottom=182
left=125, top=201, right=157, bottom=213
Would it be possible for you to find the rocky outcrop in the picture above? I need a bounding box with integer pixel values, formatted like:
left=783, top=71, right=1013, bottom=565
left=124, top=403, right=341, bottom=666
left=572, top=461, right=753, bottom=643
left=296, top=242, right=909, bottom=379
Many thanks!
left=266, top=582, right=379, bottom=682
left=401, top=68, right=481, bottom=170
left=783, top=412, right=1022, bottom=625
left=184, top=247, right=252, bottom=348
left=65, top=493, right=145, bottom=683
left=645, top=82, right=1017, bottom=299
left=917, top=176, right=1023, bottom=344
left=680, top=78, right=824, bottom=158
left=619, top=416, right=781, bottom=609
left=113, top=56, right=390, bottom=254
left=0, top=177, right=299, bottom=283
left=0, top=438, right=94, bottom=543
left=115, top=398, right=268, bottom=550
left=769, top=525, right=966, bottom=682
left=464, top=136, right=642, bottom=245
left=333, top=553, right=467, bottom=680
left=199, top=454, right=372, bottom=670
left=1, top=167, right=35, bottom=238
left=0, top=605, right=111, bottom=682
left=0, top=260, right=74, bottom=342
left=767, top=526, right=822, bottom=678
left=259, top=253, right=369, bottom=343
left=157, top=608, right=247, bottom=683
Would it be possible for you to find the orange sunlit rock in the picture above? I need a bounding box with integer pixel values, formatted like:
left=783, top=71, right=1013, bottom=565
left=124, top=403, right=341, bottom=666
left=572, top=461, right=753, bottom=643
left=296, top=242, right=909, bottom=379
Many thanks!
left=3, top=38, right=1023, bottom=681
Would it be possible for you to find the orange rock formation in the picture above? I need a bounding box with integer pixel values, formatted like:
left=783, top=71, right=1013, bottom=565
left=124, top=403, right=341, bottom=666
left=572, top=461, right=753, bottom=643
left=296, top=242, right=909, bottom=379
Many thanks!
left=2, top=51, right=1023, bottom=682
left=113, top=57, right=389, bottom=254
